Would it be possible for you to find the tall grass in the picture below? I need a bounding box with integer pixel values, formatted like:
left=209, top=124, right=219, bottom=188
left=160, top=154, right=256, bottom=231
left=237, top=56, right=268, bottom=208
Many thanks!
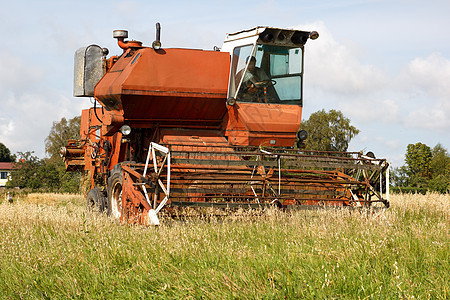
left=0, top=192, right=448, bottom=299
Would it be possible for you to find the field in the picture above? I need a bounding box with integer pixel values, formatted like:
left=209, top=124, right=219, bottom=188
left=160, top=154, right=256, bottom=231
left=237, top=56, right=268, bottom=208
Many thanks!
left=0, top=192, right=448, bottom=299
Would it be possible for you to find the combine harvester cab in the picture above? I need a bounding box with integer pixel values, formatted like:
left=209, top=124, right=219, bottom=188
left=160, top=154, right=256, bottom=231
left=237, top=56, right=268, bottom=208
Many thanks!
left=62, top=24, right=390, bottom=225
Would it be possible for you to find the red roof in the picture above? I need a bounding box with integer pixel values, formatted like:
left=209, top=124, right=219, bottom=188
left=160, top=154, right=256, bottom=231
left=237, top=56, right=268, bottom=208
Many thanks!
left=0, top=162, right=14, bottom=170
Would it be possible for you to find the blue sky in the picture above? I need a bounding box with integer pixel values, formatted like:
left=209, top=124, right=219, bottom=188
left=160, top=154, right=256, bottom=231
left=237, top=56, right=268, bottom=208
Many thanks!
left=0, top=0, right=449, bottom=168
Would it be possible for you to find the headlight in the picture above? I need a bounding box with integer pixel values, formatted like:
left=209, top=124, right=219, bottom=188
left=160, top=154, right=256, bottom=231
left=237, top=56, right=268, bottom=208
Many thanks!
left=297, top=130, right=308, bottom=141
left=152, top=40, right=162, bottom=50
left=120, top=124, right=132, bottom=136
left=227, top=97, right=236, bottom=106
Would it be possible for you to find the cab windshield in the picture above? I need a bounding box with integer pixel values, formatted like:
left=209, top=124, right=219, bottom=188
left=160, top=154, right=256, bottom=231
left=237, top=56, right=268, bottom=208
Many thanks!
left=230, top=44, right=303, bottom=105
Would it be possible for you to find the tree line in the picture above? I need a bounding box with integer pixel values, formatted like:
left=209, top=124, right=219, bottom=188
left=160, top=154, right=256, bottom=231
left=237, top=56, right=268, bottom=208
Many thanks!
left=391, top=142, right=450, bottom=193
left=1, top=117, right=81, bottom=193
left=1, top=110, right=448, bottom=194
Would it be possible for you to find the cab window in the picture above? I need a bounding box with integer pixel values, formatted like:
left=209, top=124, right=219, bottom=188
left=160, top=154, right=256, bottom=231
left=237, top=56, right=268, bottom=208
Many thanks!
left=231, top=44, right=303, bottom=105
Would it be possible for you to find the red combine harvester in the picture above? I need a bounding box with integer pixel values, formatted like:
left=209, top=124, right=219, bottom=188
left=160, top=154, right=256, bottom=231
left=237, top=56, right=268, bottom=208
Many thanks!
left=62, top=24, right=389, bottom=225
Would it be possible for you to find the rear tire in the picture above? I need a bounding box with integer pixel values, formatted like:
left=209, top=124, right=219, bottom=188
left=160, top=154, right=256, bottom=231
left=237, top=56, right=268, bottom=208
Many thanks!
left=86, top=188, right=107, bottom=213
left=107, top=164, right=123, bottom=219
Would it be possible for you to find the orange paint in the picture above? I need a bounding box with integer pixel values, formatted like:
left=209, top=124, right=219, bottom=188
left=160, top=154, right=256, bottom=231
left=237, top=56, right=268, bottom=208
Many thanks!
left=224, top=102, right=302, bottom=147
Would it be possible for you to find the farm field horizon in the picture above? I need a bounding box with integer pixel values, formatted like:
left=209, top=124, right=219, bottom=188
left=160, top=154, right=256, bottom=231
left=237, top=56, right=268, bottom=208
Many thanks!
left=0, top=192, right=448, bottom=299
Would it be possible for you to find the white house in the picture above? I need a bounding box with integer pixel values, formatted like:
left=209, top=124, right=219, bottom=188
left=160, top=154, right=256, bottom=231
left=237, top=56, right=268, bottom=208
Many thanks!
left=0, top=162, right=14, bottom=187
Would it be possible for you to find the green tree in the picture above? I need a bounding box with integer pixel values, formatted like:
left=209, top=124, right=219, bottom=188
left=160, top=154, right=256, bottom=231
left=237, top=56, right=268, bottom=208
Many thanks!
left=45, top=116, right=81, bottom=162
left=428, top=143, right=450, bottom=193
left=428, top=175, right=449, bottom=193
left=390, top=165, right=409, bottom=187
left=7, top=152, right=81, bottom=193
left=7, top=116, right=82, bottom=192
left=430, top=143, right=450, bottom=178
left=7, top=151, right=42, bottom=189
left=0, top=142, right=15, bottom=162
left=405, top=142, right=432, bottom=179
left=38, top=159, right=63, bottom=191
left=299, top=109, right=359, bottom=151
left=392, top=143, right=449, bottom=193
left=43, top=116, right=82, bottom=193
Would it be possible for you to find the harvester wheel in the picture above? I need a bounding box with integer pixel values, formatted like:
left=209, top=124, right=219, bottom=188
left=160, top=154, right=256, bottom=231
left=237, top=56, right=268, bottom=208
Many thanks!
left=86, top=188, right=107, bottom=213
left=107, top=165, right=123, bottom=219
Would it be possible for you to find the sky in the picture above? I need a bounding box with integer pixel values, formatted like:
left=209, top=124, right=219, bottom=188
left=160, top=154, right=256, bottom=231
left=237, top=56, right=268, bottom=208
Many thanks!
left=0, top=0, right=449, bottom=168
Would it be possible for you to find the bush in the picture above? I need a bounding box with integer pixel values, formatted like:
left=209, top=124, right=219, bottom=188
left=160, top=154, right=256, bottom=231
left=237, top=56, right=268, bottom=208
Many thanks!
left=390, top=186, right=428, bottom=194
left=7, top=152, right=80, bottom=193
left=428, top=175, right=449, bottom=194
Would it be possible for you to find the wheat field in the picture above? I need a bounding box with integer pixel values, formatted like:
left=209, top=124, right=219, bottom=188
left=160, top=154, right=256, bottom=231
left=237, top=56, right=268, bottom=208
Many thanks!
left=0, top=192, right=448, bottom=299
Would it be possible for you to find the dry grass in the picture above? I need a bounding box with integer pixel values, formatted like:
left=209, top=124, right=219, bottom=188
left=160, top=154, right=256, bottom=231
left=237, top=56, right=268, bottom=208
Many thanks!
left=23, top=193, right=83, bottom=206
left=390, top=191, right=449, bottom=214
left=0, top=192, right=448, bottom=299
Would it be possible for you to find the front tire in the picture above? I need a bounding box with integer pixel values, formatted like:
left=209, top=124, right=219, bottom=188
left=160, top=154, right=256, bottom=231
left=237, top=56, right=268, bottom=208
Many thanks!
left=107, top=165, right=123, bottom=219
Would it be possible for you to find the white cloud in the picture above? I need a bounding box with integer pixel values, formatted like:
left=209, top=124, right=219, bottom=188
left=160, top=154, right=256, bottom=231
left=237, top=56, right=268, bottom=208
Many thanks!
left=0, top=118, right=15, bottom=138
left=405, top=107, right=450, bottom=131
left=339, top=98, right=400, bottom=124
left=0, top=82, right=89, bottom=157
left=298, top=22, right=450, bottom=137
left=0, top=52, right=44, bottom=94
left=406, top=52, right=450, bottom=98
left=300, top=21, right=386, bottom=95
left=297, top=21, right=393, bottom=128
left=387, top=153, right=406, bottom=169
left=397, top=52, right=450, bottom=131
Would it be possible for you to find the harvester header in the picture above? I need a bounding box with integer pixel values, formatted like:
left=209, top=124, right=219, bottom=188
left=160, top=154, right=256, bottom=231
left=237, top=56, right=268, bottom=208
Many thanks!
left=63, top=24, right=389, bottom=225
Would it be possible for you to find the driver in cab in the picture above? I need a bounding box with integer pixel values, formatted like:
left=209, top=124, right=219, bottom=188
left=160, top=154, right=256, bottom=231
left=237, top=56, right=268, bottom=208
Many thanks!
left=239, top=56, right=278, bottom=103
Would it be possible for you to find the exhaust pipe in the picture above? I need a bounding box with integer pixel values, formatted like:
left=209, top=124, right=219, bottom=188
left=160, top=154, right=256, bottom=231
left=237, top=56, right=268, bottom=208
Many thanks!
left=152, top=23, right=162, bottom=50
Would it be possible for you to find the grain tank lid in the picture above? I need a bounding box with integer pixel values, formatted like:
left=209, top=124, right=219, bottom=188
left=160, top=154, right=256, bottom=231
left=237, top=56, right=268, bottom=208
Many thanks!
left=96, top=47, right=230, bottom=99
